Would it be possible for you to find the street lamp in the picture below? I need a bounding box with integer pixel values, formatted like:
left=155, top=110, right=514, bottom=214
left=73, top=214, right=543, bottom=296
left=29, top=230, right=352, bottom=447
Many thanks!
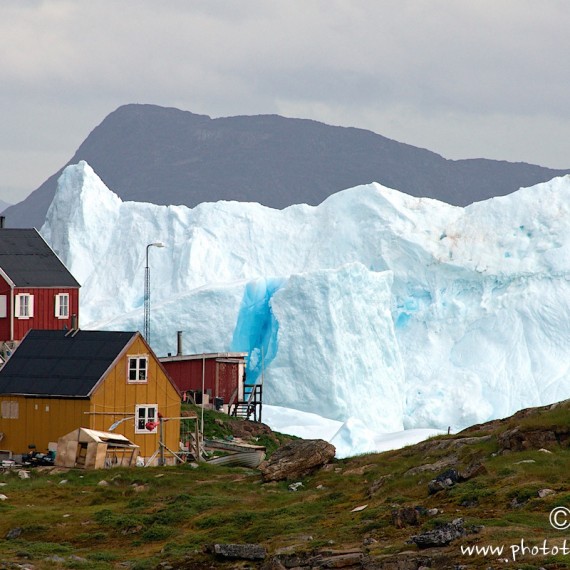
left=144, top=242, right=165, bottom=344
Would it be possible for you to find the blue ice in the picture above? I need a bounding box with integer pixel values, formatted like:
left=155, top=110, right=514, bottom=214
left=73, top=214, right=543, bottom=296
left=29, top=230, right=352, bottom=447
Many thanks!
left=230, top=277, right=286, bottom=385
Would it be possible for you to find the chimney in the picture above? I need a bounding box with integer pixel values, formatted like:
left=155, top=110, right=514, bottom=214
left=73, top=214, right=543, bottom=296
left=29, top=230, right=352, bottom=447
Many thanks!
left=177, top=331, right=183, bottom=356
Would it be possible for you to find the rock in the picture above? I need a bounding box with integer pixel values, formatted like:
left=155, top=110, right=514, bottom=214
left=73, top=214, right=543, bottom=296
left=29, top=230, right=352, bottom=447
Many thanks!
left=0, top=494, right=7, bottom=501
left=259, top=439, right=335, bottom=482
left=18, top=470, right=30, bottom=479
left=510, top=497, right=525, bottom=509
left=367, top=475, right=392, bottom=497
left=497, top=426, right=570, bottom=453
left=319, top=551, right=363, bottom=567
left=427, top=508, right=440, bottom=516
left=45, top=555, right=66, bottom=563
left=209, top=543, right=267, bottom=561
left=405, top=456, right=458, bottom=477
left=458, top=461, right=487, bottom=481
left=6, top=527, right=22, bottom=539
left=413, top=435, right=492, bottom=453
left=409, top=518, right=466, bottom=549
left=362, top=552, right=433, bottom=569
left=538, top=488, right=556, bottom=498
left=428, top=468, right=459, bottom=494
left=391, top=507, right=422, bottom=529
left=97, top=480, right=109, bottom=486
left=229, top=420, right=278, bottom=445
left=261, top=559, right=287, bottom=570
left=288, top=482, right=303, bottom=492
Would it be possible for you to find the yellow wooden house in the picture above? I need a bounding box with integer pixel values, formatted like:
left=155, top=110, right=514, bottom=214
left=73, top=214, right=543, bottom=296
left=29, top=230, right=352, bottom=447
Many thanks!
left=0, top=329, right=181, bottom=465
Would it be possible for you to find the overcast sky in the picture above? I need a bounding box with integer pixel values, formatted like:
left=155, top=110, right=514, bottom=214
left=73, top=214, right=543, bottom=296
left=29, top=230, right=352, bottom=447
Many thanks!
left=1, top=0, right=569, bottom=204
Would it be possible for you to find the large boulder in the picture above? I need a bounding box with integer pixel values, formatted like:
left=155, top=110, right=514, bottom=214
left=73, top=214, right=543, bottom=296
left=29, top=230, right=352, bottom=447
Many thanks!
left=259, top=439, right=335, bottom=482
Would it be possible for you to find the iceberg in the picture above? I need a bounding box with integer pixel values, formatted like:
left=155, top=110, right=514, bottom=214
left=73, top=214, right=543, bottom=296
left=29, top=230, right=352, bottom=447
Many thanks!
left=41, top=161, right=570, bottom=455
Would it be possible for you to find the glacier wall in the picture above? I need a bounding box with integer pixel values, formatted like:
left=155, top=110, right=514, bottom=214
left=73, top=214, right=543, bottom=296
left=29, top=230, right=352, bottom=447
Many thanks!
left=42, top=161, right=570, bottom=437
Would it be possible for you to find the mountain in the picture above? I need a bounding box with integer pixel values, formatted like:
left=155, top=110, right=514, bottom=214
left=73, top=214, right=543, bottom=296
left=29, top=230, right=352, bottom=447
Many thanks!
left=6, top=103, right=570, bottom=228
left=41, top=161, right=570, bottom=456
left=0, top=199, right=11, bottom=214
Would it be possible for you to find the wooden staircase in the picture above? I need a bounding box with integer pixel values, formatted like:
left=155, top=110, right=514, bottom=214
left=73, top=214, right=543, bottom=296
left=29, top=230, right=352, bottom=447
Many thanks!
left=229, top=383, right=263, bottom=422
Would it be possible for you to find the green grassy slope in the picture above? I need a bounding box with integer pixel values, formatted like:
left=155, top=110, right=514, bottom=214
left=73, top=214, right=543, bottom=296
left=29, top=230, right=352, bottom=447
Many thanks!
left=0, top=401, right=568, bottom=569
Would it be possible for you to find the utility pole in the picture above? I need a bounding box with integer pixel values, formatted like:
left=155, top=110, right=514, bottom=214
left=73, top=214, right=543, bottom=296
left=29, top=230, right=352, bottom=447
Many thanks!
left=143, top=242, right=165, bottom=343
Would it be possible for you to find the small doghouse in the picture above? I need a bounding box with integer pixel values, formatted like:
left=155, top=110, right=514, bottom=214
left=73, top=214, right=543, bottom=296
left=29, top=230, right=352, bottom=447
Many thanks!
left=55, top=427, right=139, bottom=469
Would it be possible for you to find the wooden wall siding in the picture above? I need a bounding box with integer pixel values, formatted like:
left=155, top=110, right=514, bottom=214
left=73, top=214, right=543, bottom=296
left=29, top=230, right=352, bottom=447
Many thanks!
left=10, top=287, right=79, bottom=341
left=0, top=396, right=89, bottom=455
left=217, top=361, right=240, bottom=403
left=89, top=337, right=181, bottom=460
left=162, top=358, right=241, bottom=404
left=0, top=337, right=180, bottom=462
left=0, top=275, right=11, bottom=342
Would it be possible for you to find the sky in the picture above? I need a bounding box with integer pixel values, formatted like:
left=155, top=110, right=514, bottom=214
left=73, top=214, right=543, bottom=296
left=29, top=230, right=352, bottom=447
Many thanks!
left=1, top=0, right=569, bottom=205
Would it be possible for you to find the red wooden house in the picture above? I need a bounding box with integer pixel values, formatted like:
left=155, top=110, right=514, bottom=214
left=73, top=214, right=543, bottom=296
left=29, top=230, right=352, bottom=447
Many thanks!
left=0, top=228, right=80, bottom=357
left=160, top=352, right=247, bottom=410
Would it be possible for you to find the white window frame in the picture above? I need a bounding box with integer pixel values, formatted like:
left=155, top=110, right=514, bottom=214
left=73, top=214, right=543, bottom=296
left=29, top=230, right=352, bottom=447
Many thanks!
left=127, top=355, right=149, bottom=383
left=1, top=400, right=19, bottom=419
left=15, top=294, right=34, bottom=319
left=135, top=404, right=157, bottom=434
left=54, top=293, right=69, bottom=319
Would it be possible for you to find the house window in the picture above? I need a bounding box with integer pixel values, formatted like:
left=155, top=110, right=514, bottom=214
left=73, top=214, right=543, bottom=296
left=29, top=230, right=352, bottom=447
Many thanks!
left=128, top=356, right=148, bottom=382
left=0, top=295, right=6, bottom=318
left=15, top=294, right=34, bottom=319
left=135, top=404, right=157, bottom=433
left=1, top=401, right=19, bottom=419
left=54, top=293, right=69, bottom=319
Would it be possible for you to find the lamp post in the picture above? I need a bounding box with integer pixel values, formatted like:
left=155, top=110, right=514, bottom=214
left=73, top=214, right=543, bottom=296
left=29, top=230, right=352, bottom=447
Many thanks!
left=144, top=242, right=165, bottom=344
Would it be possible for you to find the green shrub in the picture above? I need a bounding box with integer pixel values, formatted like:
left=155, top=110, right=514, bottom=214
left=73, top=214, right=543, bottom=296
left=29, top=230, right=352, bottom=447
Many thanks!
left=140, top=524, right=175, bottom=542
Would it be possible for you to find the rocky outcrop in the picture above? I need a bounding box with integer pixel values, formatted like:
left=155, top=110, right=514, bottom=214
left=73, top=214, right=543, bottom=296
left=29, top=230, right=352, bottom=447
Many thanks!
left=497, top=426, right=570, bottom=453
left=408, top=518, right=467, bottom=549
left=259, top=439, right=336, bottom=482
left=228, top=419, right=279, bottom=443
left=391, top=507, right=423, bottom=529
left=427, top=469, right=459, bottom=494
left=205, top=543, right=267, bottom=561
left=427, top=461, right=486, bottom=495
left=412, top=435, right=491, bottom=454
left=263, top=549, right=438, bottom=569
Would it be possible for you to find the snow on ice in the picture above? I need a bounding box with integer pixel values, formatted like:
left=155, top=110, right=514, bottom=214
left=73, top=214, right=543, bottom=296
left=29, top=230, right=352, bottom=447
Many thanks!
left=41, top=161, right=570, bottom=456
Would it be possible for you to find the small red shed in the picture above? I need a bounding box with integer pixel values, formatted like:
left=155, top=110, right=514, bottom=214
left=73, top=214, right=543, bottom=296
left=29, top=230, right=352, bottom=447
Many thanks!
left=159, top=352, right=247, bottom=410
left=0, top=228, right=80, bottom=357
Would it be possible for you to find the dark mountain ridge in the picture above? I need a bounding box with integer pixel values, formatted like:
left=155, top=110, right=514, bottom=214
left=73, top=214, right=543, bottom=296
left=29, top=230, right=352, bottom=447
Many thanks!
left=5, top=103, right=570, bottom=228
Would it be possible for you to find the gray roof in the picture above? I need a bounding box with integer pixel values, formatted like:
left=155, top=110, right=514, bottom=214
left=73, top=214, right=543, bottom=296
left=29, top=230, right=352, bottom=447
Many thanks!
left=0, top=229, right=80, bottom=287
left=0, top=329, right=137, bottom=397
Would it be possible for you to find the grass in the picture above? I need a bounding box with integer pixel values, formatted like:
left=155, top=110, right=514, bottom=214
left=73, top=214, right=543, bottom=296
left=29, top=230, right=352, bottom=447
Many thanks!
left=0, top=404, right=568, bottom=568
